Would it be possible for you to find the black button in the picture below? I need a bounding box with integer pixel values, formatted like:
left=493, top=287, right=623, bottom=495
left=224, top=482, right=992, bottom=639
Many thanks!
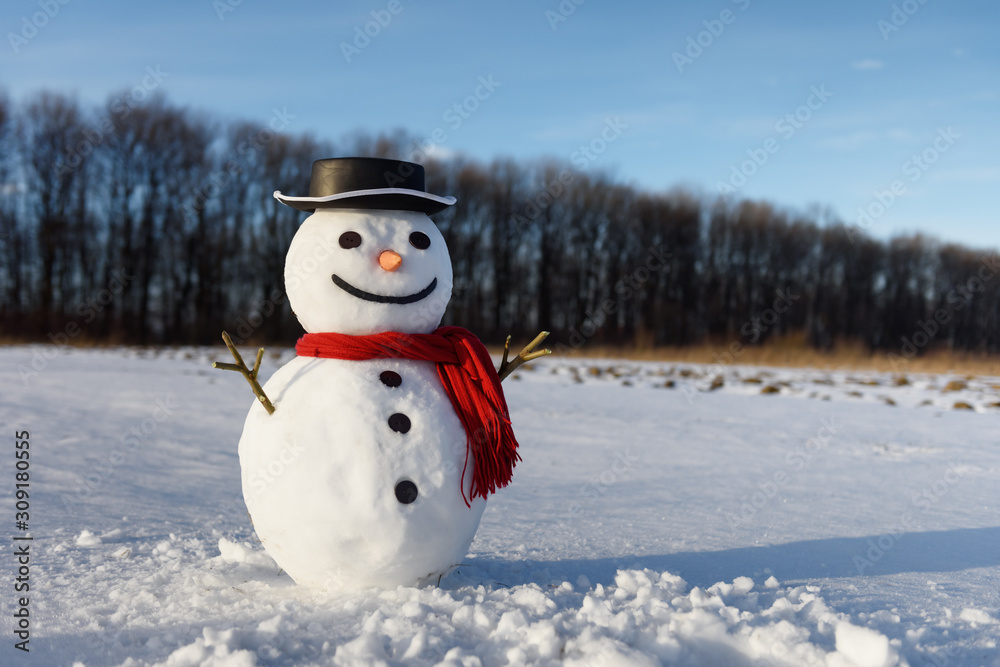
left=395, top=480, right=418, bottom=504
left=379, top=371, right=402, bottom=388
left=388, top=413, right=411, bottom=433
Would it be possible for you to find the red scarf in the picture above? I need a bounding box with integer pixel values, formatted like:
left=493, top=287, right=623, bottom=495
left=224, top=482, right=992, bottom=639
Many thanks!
left=296, top=326, right=520, bottom=506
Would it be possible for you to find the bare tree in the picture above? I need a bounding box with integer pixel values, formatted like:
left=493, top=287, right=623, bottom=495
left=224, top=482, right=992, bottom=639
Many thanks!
left=2, top=87, right=999, bottom=357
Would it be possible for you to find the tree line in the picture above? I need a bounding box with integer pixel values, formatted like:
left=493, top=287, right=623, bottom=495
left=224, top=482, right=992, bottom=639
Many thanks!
left=1, top=89, right=998, bottom=358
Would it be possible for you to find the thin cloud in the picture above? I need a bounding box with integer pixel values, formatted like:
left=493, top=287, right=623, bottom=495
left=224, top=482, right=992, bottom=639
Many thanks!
left=851, top=59, right=884, bottom=70
left=932, top=167, right=1000, bottom=184
left=816, top=131, right=880, bottom=152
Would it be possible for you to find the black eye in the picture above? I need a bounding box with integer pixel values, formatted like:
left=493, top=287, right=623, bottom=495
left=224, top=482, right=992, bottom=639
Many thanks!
left=409, top=232, right=430, bottom=250
left=339, top=231, right=362, bottom=249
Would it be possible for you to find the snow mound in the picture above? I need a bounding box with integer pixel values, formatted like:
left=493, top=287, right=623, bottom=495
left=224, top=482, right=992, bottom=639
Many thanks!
left=216, top=538, right=270, bottom=566
left=29, top=527, right=907, bottom=665
left=834, top=621, right=896, bottom=667
left=75, top=529, right=102, bottom=546
left=321, top=567, right=901, bottom=666
left=154, top=628, right=256, bottom=667
left=958, top=608, right=997, bottom=625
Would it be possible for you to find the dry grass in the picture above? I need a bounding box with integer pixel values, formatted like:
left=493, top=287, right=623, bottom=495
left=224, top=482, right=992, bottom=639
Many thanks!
left=0, top=334, right=129, bottom=348
left=537, top=332, right=1000, bottom=376
left=7, top=331, right=1000, bottom=377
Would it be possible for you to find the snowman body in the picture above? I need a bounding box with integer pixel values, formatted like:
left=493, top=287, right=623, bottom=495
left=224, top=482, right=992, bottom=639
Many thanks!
left=238, top=208, right=487, bottom=588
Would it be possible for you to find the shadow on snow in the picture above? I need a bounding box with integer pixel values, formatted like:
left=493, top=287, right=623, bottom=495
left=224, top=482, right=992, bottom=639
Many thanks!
left=461, top=526, right=1000, bottom=590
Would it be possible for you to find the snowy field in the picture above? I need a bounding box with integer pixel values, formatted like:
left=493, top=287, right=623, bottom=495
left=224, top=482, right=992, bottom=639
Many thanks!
left=1, top=344, right=999, bottom=666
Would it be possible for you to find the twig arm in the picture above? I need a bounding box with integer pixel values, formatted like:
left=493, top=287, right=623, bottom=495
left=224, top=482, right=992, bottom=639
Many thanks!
left=212, top=331, right=276, bottom=414
left=497, top=331, right=552, bottom=382
left=252, top=347, right=264, bottom=380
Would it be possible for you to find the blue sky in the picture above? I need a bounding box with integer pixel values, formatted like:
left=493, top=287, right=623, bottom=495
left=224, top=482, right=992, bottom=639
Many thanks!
left=2, top=0, right=998, bottom=249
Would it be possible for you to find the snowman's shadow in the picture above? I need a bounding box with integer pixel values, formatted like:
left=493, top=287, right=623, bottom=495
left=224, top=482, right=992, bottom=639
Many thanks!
left=449, top=525, right=1000, bottom=591
left=271, top=357, right=324, bottom=403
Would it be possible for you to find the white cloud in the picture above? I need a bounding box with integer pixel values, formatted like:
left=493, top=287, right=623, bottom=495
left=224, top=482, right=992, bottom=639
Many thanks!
left=815, top=131, right=880, bottom=152
left=931, top=167, right=1000, bottom=184
left=421, top=144, right=461, bottom=161
left=851, top=59, right=884, bottom=70
left=969, top=90, right=998, bottom=102
left=886, top=128, right=921, bottom=144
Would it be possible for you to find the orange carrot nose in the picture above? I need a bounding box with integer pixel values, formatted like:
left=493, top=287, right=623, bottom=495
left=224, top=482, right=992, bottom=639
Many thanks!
left=379, top=250, right=402, bottom=272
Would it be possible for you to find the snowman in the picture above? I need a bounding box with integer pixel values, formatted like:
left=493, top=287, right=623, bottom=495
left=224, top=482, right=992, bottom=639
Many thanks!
left=214, top=158, right=549, bottom=589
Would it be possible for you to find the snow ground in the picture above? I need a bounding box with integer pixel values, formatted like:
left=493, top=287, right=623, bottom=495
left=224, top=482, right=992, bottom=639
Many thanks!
left=1, top=344, right=999, bottom=666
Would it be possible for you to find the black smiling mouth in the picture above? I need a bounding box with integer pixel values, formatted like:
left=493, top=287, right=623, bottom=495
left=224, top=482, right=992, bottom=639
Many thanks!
left=331, top=275, right=438, bottom=304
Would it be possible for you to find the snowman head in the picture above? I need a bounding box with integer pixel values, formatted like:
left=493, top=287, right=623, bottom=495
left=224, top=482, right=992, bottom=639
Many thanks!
left=276, top=158, right=457, bottom=335
left=284, top=208, right=453, bottom=334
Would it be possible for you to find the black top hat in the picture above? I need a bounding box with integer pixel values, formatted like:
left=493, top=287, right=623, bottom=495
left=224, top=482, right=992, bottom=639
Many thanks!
left=273, top=157, right=456, bottom=215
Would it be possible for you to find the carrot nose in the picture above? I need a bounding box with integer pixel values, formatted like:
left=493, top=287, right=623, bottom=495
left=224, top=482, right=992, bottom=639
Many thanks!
left=379, top=250, right=402, bottom=272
